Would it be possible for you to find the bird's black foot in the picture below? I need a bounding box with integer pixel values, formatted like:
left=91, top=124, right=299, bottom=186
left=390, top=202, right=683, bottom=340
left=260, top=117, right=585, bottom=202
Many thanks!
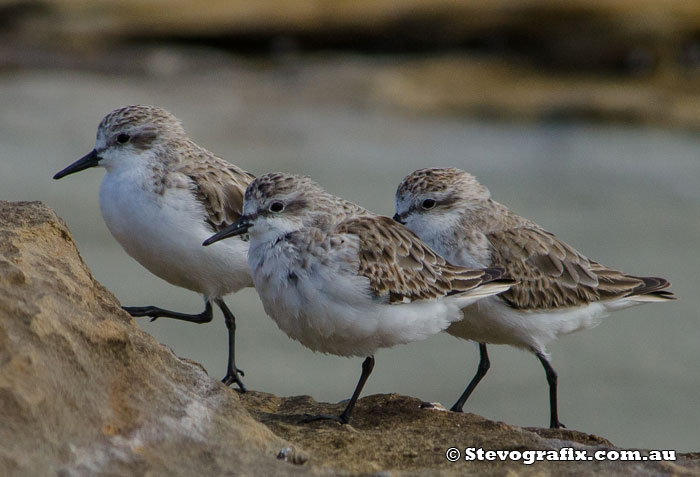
left=551, top=421, right=566, bottom=429
left=123, top=306, right=160, bottom=320
left=122, top=303, right=213, bottom=324
left=449, top=405, right=464, bottom=413
left=300, top=413, right=348, bottom=425
left=222, top=368, right=246, bottom=392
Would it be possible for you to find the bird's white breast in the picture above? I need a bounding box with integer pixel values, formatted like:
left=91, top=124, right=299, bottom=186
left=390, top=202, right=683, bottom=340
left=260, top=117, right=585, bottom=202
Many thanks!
left=98, top=165, right=251, bottom=298
left=247, top=234, right=466, bottom=357
left=406, top=213, right=486, bottom=270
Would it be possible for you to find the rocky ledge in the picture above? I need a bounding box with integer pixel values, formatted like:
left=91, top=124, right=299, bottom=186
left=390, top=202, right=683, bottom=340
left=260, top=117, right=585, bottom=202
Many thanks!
left=0, top=201, right=697, bottom=476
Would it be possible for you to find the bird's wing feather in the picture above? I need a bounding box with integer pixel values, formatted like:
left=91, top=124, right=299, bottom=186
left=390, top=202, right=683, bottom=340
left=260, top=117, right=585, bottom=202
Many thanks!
left=336, top=216, right=505, bottom=303
left=486, top=226, right=672, bottom=309
left=179, top=156, right=255, bottom=232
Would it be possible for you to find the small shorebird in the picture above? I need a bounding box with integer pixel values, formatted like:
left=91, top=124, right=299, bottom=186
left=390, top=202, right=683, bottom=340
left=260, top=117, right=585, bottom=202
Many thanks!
left=394, top=167, right=675, bottom=428
left=53, top=105, right=254, bottom=390
left=203, top=172, right=515, bottom=424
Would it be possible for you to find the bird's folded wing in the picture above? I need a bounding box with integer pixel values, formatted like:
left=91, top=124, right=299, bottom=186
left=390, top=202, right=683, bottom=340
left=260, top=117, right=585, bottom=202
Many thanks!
left=180, top=158, right=255, bottom=232
left=336, top=215, right=505, bottom=304
left=486, top=226, right=672, bottom=309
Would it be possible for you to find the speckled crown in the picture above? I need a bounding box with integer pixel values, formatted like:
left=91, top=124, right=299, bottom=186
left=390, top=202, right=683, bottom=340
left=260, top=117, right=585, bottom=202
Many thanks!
left=98, top=105, right=185, bottom=137
left=244, top=172, right=324, bottom=202
left=397, top=168, right=490, bottom=201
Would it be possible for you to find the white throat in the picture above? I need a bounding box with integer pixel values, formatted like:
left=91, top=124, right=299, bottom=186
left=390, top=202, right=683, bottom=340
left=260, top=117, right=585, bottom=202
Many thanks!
left=405, top=209, right=486, bottom=269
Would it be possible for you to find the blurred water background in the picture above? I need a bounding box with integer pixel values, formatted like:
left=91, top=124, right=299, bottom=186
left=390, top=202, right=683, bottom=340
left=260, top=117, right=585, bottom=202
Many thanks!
left=1, top=0, right=698, bottom=453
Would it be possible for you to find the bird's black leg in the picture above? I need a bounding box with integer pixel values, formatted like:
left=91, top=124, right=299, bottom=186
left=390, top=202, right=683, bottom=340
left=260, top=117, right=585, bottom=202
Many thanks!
left=535, top=351, right=565, bottom=429
left=216, top=299, right=246, bottom=392
left=123, top=301, right=214, bottom=324
left=450, top=342, right=490, bottom=412
left=302, top=355, right=375, bottom=425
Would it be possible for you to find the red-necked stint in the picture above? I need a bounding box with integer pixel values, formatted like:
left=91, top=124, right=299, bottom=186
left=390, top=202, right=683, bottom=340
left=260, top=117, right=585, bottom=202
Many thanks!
left=203, top=172, right=515, bottom=424
left=394, top=167, right=675, bottom=428
left=54, top=105, right=254, bottom=391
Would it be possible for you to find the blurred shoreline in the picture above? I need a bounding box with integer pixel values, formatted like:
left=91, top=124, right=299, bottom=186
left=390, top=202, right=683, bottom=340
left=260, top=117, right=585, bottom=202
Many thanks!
left=3, top=0, right=700, bottom=129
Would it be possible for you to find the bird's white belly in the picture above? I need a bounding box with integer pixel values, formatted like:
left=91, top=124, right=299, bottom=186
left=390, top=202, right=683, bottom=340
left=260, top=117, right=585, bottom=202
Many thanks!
left=249, top=246, right=376, bottom=356
left=433, top=236, right=615, bottom=353
left=249, top=242, right=464, bottom=357
left=445, top=296, right=611, bottom=352
left=99, top=173, right=251, bottom=298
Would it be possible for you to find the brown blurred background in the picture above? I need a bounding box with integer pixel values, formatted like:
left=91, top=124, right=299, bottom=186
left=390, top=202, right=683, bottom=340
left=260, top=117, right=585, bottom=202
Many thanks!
left=3, top=0, right=700, bottom=126
left=1, top=0, right=698, bottom=454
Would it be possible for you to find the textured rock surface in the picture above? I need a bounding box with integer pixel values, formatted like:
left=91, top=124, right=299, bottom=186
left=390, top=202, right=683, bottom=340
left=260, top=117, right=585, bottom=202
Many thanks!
left=0, top=201, right=309, bottom=476
left=241, top=392, right=700, bottom=476
left=0, top=201, right=698, bottom=476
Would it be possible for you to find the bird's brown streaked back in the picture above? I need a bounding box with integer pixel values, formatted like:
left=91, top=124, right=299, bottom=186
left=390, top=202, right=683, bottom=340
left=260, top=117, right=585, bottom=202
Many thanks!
left=336, top=215, right=510, bottom=304
left=486, top=220, right=674, bottom=310
left=180, top=158, right=255, bottom=233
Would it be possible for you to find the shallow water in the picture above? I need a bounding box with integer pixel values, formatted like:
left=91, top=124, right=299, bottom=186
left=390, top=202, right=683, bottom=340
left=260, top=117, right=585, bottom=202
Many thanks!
left=1, top=62, right=698, bottom=452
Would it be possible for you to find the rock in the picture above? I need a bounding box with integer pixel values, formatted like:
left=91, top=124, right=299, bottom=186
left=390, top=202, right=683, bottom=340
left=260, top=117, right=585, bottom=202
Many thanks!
left=373, top=56, right=700, bottom=129
left=3, top=0, right=700, bottom=78
left=3, top=0, right=700, bottom=57
left=0, top=201, right=303, bottom=476
left=240, top=392, right=700, bottom=475
left=0, top=200, right=698, bottom=475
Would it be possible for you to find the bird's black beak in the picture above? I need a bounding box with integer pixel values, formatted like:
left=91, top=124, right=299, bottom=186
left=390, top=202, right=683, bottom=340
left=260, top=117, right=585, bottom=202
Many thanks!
left=203, top=217, right=252, bottom=246
left=53, top=149, right=101, bottom=180
left=392, top=213, right=406, bottom=225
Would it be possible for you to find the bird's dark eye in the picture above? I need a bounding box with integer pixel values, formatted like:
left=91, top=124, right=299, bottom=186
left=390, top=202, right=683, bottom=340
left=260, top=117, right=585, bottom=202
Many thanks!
left=421, top=198, right=437, bottom=210
left=269, top=202, right=284, bottom=213
left=116, top=134, right=131, bottom=144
